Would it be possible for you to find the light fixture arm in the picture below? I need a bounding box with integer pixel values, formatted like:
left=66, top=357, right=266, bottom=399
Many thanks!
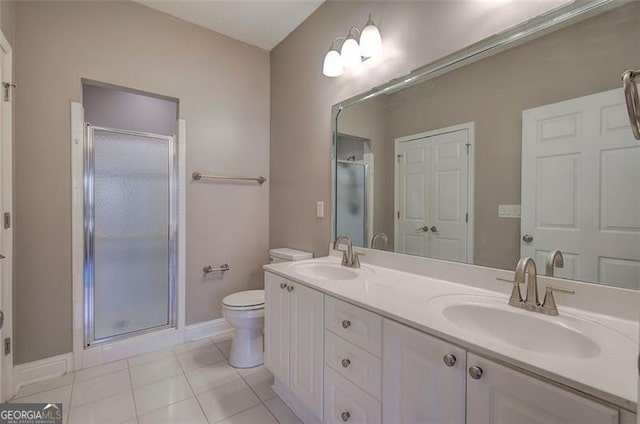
left=347, top=26, right=361, bottom=39
left=366, top=13, right=375, bottom=26
left=329, top=36, right=346, bottom=51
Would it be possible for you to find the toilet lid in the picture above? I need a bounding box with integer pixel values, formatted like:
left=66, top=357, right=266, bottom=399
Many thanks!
left=222, top=290, right=265, bottom=309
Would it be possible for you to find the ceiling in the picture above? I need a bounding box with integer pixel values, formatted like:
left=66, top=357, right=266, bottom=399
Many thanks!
left=135, top=0, right=325, bottom=50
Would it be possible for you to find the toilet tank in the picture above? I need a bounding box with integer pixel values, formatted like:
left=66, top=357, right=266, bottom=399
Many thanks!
left=269, top=248, right=313, bottom=263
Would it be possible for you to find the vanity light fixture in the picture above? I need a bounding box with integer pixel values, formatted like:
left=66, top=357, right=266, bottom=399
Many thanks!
left=322, top=14, right=382, bottom=77
left=360, top=14, right=383, bottom=58
left=323, top=37, right=345, bottom=77
left=341, top=28, right=362, bottom=68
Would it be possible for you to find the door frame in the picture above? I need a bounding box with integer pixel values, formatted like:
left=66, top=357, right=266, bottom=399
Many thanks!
left=393, top=122, right=475, bottom=262
left=0, top=29, right=13, bottom=401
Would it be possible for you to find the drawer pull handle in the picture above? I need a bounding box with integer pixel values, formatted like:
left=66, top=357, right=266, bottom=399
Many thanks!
left=341, top=358, right=351, bottom=368
left=280, top=282, right=287, bottom=289
left=469, top=366, right=483, bottom=380
left=341, top=412, right=351, bottom=422
left=341, top=320, right=351, bottom=329
left=443, top=354, right=456, bottom=367
left=287, top=285, right=294, bottom=292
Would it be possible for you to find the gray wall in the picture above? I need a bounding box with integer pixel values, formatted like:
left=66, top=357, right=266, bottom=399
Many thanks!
left=269, top=0, right=567, bottom=258
left=83, top=83, right=178, bottom=136
left=14, top=1, right=269, bottom=364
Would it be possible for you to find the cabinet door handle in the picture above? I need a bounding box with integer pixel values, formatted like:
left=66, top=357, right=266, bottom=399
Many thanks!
left=341, top=320, right=351, bottom=329
left=469, top=366, right=483, bottom=380
left=443, top=354, right=456, bottom=367
left=341, top=358, right=351, bottom=368
left=287, top=285, right=294, bottom=292
left=280, top=282, right=287, bottom=289
left=341, top=412, right=351, bottom=422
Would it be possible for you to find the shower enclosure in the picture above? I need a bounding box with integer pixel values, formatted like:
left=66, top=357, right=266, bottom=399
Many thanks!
left=335, top=160, right=369, bottom=247
left=84, top=125, right=177, bottom=346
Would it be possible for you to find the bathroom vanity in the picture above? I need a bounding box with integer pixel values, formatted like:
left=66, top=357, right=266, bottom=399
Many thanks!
left=263, top=253, right=638, bottom=424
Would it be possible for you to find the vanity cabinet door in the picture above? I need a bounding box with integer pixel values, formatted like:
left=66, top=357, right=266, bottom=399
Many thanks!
left=264, top=272, right=290, bottom=385
left=382, top=319, right=466, bottom=424
left=466, top=353, right=618, bottom=424
left=289, top=281, right=324, bottom=420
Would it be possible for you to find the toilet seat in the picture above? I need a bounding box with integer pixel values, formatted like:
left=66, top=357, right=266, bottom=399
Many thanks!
left=222, top=290, right=264, bottom=311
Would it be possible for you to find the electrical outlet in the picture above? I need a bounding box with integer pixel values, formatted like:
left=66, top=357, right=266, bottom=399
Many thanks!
left=498, top=204, right=521, bottom=218
left=316, top=201, right=324, bottom=218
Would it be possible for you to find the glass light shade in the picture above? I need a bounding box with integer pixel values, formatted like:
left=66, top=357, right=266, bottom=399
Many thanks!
left=360, top=23, right=382, bottom=58
left=340, top=37, right=362, bottom=68
left=322, top=49, right=343, bottom=77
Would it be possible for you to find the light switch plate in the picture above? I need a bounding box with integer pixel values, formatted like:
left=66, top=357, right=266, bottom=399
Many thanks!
left=498, top=204, right=521, bottom=218
left=316, top=201, right=324, bottom=218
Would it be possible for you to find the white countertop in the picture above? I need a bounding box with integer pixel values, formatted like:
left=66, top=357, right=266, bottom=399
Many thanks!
left=264, top=255, right=639, bottom=411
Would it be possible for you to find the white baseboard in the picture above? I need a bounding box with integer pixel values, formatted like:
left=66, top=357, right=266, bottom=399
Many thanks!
left=184, top=318, right=232, bottom=341
left=14, top=319, right=229, bottom=394
left=14, top=352, right=73, bottom=392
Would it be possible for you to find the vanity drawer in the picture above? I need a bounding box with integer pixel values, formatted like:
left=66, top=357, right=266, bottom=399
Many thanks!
left=324, top=365, right=381, bottom=424
left=324, top=330, right=381, bottom=400
left=324, top=296, right=382, bottom=357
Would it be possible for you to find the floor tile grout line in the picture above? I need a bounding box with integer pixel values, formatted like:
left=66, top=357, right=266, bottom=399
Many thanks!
left=126, top=361, right=141, bottom=423
left=134, top=392, right=199, bottom=421
left=260, top=398, right=282, bottom=423
left=237, top=365, right=282, bottom=423
left=65, top=370, right=78, bottom=424
left=179, top=359, right=211, bottom=424
left=212, top=401, right=264, bottom=424
left=12, top=372, right=76, bottom=401
left=68, top=387, right=135, bottom=423
left=12, top=382, right=74, bottom=402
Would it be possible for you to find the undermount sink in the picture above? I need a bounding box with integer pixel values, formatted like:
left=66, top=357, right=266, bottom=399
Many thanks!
left=291, top=263, right=370, bottom=281
left=428, top=295, right=609, bottom=359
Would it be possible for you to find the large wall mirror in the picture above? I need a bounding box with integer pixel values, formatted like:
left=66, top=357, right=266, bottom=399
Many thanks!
left=332, top=1, right=640, bottom=290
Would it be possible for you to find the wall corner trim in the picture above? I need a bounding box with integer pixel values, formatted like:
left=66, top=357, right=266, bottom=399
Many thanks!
left=13, top=352, right=74, bottom=394
left=184, top=318, right=232, bottom=342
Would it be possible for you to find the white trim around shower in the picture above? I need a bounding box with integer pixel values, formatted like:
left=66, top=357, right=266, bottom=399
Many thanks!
left=69, top=103, right=188, bottom=371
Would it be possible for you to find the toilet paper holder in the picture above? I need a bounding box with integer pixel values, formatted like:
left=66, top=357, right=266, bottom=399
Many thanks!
left=203, top=264, right=230, bottom=274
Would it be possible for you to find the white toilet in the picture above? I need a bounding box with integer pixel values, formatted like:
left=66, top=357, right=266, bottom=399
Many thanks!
left=221, top=248, right=312, bottom=368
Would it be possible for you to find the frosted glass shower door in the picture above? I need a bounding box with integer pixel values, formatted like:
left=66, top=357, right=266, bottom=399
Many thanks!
left=336, top=161, right=367, bottom=247
left=85, top=126, right=176, bottom=344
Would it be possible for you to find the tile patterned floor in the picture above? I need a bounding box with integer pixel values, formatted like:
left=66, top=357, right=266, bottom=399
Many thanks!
left=11, top=336, right=302, bottom=424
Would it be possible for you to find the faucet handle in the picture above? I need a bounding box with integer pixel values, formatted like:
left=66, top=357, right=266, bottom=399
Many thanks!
left=352, top=251, right=364, bottom=268
left=496, top=277, right=518, bottom=283
left=541, top=286, right=575, bottom=315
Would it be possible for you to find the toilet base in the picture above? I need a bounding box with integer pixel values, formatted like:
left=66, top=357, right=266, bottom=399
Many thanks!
left=229, top=327, right=264, bottom=368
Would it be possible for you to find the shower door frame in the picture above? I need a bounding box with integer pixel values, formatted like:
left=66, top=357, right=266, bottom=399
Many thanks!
left=84, top=124, right=178, bottom=347
left=335, top=159, right=371, bottom=248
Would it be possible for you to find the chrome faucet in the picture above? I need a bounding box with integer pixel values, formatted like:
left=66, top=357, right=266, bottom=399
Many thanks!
left=515, top=256, right=539, bottom=310
left=499, top=256, right=574, bottom=316
left=371, top=232, right=388, bottom=250
left=333, top=236, right=362, bottom=268
left=545, top=249, right=564, bottom=277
